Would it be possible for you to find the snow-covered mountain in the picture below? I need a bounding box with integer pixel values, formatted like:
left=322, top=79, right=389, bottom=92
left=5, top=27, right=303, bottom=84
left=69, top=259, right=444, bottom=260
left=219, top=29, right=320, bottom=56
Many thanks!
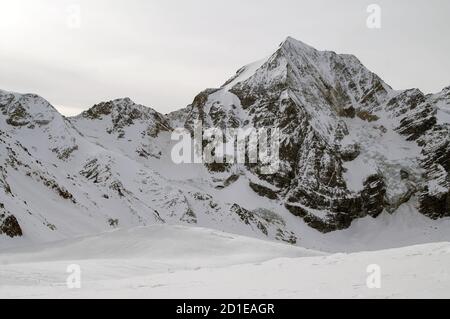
left=0, top=37, right=449, bottom=249
left=178, top=37, right=450, bottom=230
left=0, top=91, right=298, bottom=248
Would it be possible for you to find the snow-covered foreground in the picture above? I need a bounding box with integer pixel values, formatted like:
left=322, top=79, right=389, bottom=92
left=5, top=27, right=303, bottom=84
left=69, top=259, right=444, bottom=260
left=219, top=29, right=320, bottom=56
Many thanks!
left=0, top=225, right=449, bottom=299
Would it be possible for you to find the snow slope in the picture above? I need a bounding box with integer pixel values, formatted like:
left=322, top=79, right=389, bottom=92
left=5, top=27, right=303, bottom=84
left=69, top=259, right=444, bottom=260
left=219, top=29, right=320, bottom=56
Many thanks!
left=0, top=224, right=448, bottom=299
left=0, top=90, right=301, bottom=248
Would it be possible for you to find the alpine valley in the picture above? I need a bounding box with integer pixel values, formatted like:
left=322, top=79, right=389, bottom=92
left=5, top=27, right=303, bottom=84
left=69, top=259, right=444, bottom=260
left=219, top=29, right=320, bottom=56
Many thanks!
left=1, top=37, right=450, bottom=298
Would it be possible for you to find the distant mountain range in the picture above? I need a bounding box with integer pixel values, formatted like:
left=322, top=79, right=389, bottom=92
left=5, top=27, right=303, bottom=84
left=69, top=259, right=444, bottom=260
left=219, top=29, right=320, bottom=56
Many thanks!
left=1, top=37, right=449, bottom=247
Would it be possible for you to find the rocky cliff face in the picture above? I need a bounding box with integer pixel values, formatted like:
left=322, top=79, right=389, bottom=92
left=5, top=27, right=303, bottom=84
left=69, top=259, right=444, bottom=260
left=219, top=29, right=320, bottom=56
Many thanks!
left=0, top=37, right=448, bottom=245
left=0, top=90, right=298, bottom=245
left=177, top=37, right=449, bottom=232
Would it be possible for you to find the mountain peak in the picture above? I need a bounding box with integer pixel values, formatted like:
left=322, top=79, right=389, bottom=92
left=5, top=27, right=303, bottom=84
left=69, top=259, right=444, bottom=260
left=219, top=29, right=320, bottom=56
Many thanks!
left=72, top=97, right=171, bottom=138
left=278, top=36, right=318, bottom=56
left=227, top=36, right=391, bottom=112
left=0, top=89, right=61, bottom=127
left=112, top=97, right=134, bottom=104
left=78, top=97, right=156, bottom=120
left=441, top=86, right=450, bottom=93
left=280, top=36, right=313, bottom=49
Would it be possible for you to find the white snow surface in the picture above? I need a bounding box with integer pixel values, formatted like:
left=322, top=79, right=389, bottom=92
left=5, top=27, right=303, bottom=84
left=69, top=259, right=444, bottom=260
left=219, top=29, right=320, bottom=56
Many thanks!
left=0, top=224, right=449, bottom=299
left=436, top=103, right=450, bottom=125
left=429, top=87, right=450, bottom=125
left=341, top=113, right=423, bottom=197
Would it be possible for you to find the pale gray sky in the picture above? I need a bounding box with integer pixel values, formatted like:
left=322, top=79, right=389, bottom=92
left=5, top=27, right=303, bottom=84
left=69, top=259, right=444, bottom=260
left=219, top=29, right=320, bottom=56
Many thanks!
left=0, top=0, right=449, bottom=116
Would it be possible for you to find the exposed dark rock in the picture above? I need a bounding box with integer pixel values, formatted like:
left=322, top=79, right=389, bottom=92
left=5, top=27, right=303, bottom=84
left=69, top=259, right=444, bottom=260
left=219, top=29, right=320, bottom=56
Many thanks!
left=249, top=182, right=278, bottom=200
left=337, top=105, right=356, bottom=118
left=6, top=105, right=30, bottom=127
left=356, top=110, right=379, bottom=122
left=341, top=144, right=360, bottom=162
left=80, top=159, right=112, bottom=183
left=0, top=207, right=23, bottom=238
left=419, top=189, right=450, bottom=219
left=417, top=125, right=450, bottom=218
left=110, top=181, right=127, bottom=198
left=206, top=162, right=230, bottom=173
left=398, top=109, right=437, bottom=141
left=181, top=208, right=197, bottom=224
left=223, top=174, right=240, bottom=187
left=285, top=203, right=336, bottom=233
left=108, top=218, right=119, bottom=228
left=0, top=166, right=12, bottom=194
left=230, top=204, right=268, bottom=236
left=360, top=174, right=387, bottom=218
left=276, top=229, right=297, bottom=244
left=400, top=169, right=410, bottom=180
left=40, top=176, right=76, bottom=203
left=53, top=145, right=79, bottom=161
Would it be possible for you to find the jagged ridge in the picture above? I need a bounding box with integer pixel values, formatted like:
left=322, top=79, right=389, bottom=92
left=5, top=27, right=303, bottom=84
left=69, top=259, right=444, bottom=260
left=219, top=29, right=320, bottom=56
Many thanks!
left=0, top=37, right=449, bottom=245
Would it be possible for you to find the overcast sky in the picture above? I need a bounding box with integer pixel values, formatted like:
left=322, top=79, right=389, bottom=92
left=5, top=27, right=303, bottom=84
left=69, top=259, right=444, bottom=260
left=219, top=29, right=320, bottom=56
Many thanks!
left=0, top=0, right=449, bottom=116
